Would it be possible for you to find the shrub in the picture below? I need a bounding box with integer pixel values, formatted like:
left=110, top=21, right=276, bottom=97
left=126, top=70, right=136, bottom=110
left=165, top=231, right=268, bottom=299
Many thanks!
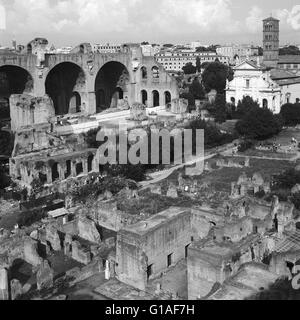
left=280, top=103, right=300, bottom=126
left=238, top=140, right=254, bottom=152
left=235, top=108, right=283, bottom=140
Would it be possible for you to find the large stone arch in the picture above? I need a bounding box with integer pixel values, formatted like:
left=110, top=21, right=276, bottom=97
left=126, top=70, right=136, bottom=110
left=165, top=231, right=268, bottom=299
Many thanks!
left=94, top=61, right=130, bottom=113
left=45, top=62, right=86, bottom=115
left=0, top=65, right=34, bottom=120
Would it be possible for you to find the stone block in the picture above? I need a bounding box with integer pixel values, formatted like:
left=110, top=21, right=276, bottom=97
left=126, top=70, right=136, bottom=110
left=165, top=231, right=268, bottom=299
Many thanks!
left=72, top=241, right=92, bottom=265
left=0, top=268, right=9, bottom=300
left=10, top=279, right=23, bottom=300
left=36, top=260, right=54, bottom=291
left=78, top=216, right=101, bottom=243
left=23, top=239, right=43, bottom=267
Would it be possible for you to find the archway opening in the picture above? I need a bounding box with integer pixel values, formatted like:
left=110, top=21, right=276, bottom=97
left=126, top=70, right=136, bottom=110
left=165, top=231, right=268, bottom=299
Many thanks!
left=0, top=65, right=33, bottom=123
left=10, top=258, right=34, bottom=287
left=152, top=90, right=160, bottom=107
left=88, top=154, right=94, bottom=172
left=45, top=62, right=85, bottom=115
left=95, top=61, right=129, bottom=113
left=141, top=66, right=147, bottom=79
left=141, top=90, right=148, bottom=105
left=27, top=44, right=32, bottom=55
left=164, top=91, right=171, bottom=105
left=152, top=66, right=159, bottom=79
left=69, top=91, right=81, bottom=114
left=262, top=99, right=268, bottom=109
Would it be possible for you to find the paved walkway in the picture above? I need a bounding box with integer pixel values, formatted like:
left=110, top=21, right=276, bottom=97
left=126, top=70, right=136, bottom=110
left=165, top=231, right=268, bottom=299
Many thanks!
left=140, top=143, right=236, bottom=188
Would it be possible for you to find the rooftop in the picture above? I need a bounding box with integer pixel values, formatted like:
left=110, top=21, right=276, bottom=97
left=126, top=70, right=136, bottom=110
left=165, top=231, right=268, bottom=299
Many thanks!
left=263, top=17, right=280, bottom=21
left=270, top=68, right=299, bottom=80
left=278, top=55, right=300, bottom=64
left=122, top=207, right=190, bottom=236
left=190, top=234, right=260, bottom=266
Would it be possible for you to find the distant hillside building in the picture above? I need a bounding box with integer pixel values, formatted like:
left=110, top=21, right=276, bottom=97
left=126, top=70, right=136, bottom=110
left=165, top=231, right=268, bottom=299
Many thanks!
left=155, top=50, right=229, bottom=72
left=216, top=45, right=260, bottom=65
left=263, top=17, right=280, bottom=68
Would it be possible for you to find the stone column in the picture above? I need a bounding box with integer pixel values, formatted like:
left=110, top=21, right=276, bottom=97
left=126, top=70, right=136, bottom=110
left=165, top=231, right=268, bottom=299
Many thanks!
left=0, top=268, right=9, bottom=300
left=83, top=158, right=88, bottom=175
left=71, top=162, right=77, bottom=177
left=160, top=91, right=164, bottom=107
left=88, top=92, right=96, bottom=115
left=46, top=166, right=52, bottom=184
left=58, top=163, right=65, bottom=181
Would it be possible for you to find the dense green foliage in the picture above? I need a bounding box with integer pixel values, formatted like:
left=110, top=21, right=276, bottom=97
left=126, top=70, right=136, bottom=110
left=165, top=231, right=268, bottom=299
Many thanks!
left=202, top=61, right=234, bottom=94
left=182, top=62, right=197, bottom=75
left=186, top=117, right=236, bottom=152
left=235, top=97, right=283, bottom=140
left=235, top=96, right=260, bottom=119
left=206, top=93, right=227, bottom=123
left=280, top=103, right=300, bottom=126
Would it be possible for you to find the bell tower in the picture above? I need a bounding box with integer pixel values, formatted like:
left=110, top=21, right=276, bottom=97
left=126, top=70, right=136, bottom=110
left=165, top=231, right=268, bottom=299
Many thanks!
left=263, top=17, right=279, bottom=68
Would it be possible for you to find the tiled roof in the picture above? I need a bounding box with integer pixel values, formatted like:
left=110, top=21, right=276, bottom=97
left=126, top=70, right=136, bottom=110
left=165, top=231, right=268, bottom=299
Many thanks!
left=278, top=55, right=300, bottom=64
left=263, top=16, right=280, bottom=21
left=270, top=68, right=299, bottom=80
left=275, top=78, right=300, bottom=86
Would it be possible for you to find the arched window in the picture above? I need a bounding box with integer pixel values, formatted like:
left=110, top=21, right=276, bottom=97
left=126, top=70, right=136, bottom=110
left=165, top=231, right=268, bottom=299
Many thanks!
left=88, top=154, right=94, bottom=172
left=164, top=91, right=171, bottom=105
left=286, top=93, right=291, bottom=104
left=152, top=90, right=160, bottom=107
left=27, top=44, right=32, bottom=55
left=141, top=90, right=148, bottom=105
left=116, top=87, right=124, bottom=99
left=231, top=97, right=236, bottom=106
left=141, top=66, right=147, bottom=79
left=262, top=99, right=268, bottom=109
left=272, top=96, right=276, bottom=112
left=69, top=91, right=81, bottom=113
left=152, top=66, right=159, bottom=79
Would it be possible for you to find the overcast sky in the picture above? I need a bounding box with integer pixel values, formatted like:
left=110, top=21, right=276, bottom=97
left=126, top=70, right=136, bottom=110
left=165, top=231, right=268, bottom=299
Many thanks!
left=0, top=0, right=299, bottom=47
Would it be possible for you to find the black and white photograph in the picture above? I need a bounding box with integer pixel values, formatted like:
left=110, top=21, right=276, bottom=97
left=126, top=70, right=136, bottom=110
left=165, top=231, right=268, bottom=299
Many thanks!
left=0, top=0, right=300, bottom=308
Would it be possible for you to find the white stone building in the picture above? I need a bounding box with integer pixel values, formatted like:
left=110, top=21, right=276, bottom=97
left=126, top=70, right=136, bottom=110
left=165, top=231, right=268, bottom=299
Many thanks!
left=226, top=60, right=300, bottom=113
left=217, top=45, right=260, bottom=65
left=155, top=50, right=229, bottom=72
left=226, top=60, right=281, bottom=113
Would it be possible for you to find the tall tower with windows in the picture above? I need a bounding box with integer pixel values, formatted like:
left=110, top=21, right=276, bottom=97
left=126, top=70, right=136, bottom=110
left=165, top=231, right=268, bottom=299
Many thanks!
left=263, top=17, right=279, bottom=68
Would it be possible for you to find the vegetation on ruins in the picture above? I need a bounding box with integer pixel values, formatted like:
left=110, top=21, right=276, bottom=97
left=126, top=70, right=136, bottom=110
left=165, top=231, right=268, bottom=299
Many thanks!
left=118, top=193, right=199, bottom=216
left=17, top=208, right=47, bottom=227
left=0, top=131, right=14, bottom=156
left=280, top=102, right=300, bottom=126
left=0, top=164, right=10, bottom=190
left=68, top=176, right=137, bottom=204
left=269, top=168, right=300, bottom=210
left=205, top=93, right=227, bottom=123
left=186, top=117, right=237, bottom=152
left=250, top=278, right=300, bottom=300
left=272, top=168, right=300, bottom=190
